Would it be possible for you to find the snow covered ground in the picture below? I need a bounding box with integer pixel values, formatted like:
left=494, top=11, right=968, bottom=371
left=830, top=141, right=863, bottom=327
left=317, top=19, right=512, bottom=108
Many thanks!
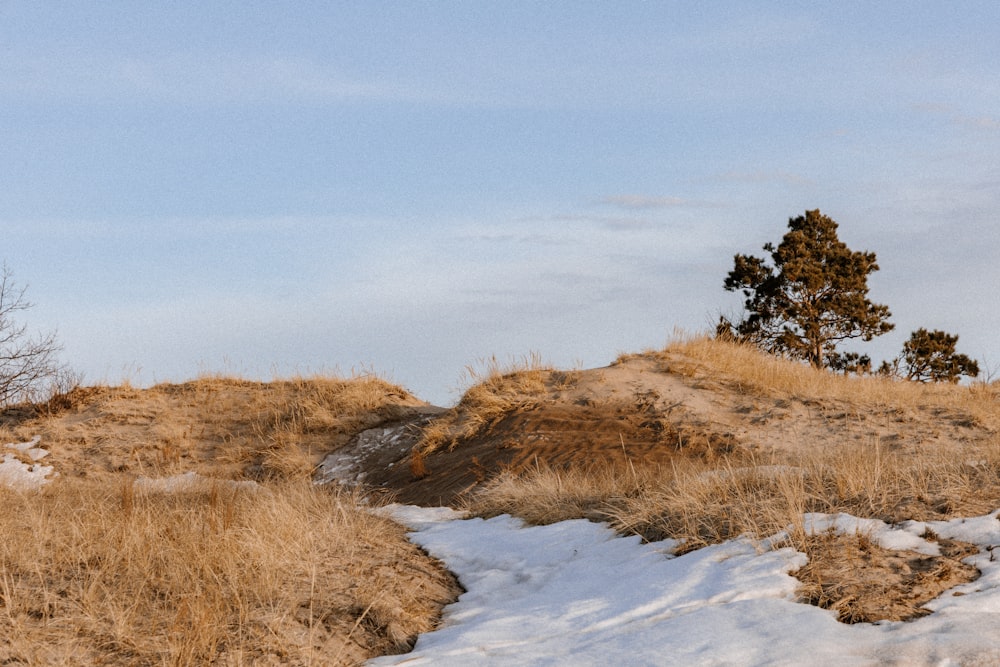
left=369, top=506, right=1000, bottom=666
left=0, top=436, right=56, bottom=490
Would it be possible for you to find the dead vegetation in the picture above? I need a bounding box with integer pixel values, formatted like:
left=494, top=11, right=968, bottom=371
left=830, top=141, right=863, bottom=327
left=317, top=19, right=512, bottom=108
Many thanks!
left=3, top=333, right=997, bottom=659
left=411, top=354, right=555, bottom=476
left=0, top=372, right=425, bottom=483
left=451, top=336, right=1000, bottom=623
left=0, top=479, right=459, bottom=666
left=469, top=456, right=992, bottom=624
left=0, top=373, right=459, bottom=666
left=629, top=334, right=1000, bottom=428
left=795, top=529, right=980, bottom=624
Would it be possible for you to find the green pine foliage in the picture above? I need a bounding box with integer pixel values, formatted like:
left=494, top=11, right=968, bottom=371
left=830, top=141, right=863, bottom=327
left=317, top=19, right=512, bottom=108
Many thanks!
left=898, top=328, right=979, bottom=383
left=722, top=210, right=894, bottom=369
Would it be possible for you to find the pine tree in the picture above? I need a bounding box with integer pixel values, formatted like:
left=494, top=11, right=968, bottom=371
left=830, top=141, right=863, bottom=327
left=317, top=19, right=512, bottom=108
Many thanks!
left=899, top=328, right=979, bottom=383
left=722, top=210, right=893, bottom=369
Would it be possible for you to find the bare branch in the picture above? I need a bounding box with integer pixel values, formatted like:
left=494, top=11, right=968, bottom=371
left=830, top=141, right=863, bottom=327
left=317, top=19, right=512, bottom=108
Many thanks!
left=0, top=263, right=67, bottom=406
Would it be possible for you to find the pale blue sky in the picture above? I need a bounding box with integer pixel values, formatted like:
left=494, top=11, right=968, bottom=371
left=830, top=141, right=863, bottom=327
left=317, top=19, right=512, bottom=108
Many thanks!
left=3, top=2, right=999, bottom=403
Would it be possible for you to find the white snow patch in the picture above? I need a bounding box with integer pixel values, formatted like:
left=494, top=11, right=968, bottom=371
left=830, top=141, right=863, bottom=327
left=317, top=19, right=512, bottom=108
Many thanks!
left=7, top=434, right=49, bottom=461
left=315, top=421, right=417, bottom=486
left=804, top=512, right=942, bottom=555
left=369, top=507, right=1000, bottom=666
left=0, top=436, right=56, bottom=490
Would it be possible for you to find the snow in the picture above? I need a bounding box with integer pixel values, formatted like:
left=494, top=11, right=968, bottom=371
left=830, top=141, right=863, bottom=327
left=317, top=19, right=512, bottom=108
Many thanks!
left=7, top=434, right=49, bottom=461
left=369, top=506, right=1000, bottom=666
left=7, top=429, right=1000, bottom=663
left=802, top=512, right=942, bottom=555
left=0, top=436, right=56, bottom=490
left=315, top=422, right=413, bottom=485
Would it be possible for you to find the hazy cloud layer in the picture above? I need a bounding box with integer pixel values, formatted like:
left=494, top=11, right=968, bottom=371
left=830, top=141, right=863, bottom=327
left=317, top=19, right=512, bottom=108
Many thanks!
left=3, top=4, right=1000, bottom=404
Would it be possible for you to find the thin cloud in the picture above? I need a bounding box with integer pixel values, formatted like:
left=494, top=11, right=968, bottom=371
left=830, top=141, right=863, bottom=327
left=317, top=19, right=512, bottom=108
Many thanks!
left=912, top=103, right=1000, bottom=132
left=4, top=216, right=345, bottom=241
left=711, top=171, right=813, bottom=186
left=0, top=54, right=419, bottom=106
left=672, top=14, right=818, bottom=52
left=912, top=102, right=955, bottom=115
left=599, top=219, right=656, bottom=231
left=458, top=231, right=573, bottom=246
left=956, top=115, right=1000, bottom=131
left=601, top=195, right=690, bottom=209
left=536, top=214, right=657, bottom=231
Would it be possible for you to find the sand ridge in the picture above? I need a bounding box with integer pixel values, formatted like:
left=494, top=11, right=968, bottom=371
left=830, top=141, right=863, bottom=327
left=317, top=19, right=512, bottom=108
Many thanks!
left=354, top=349, right=996, bottom=506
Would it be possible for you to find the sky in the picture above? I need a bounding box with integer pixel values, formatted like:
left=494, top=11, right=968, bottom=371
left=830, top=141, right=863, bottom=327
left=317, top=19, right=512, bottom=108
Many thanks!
left=2, top=2, right=999, bottom=404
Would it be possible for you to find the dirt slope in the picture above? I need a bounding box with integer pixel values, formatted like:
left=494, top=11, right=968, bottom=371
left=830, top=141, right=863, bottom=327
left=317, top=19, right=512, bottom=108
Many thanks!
left=353, top=350, right=997, bottom=506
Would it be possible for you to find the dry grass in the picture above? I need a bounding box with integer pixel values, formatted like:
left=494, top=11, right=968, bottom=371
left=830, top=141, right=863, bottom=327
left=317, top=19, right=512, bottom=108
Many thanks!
left=463, top=461, right=654, bottom=525
left=0, top=478, right=459, bottom=666
left=469, top=440, right=1000, bottom=622
left=631, top=334, right=1000, bottom=428
left=795, top=529, right=979, bottom=624
left=469, top=337, right=1000, bottom=623
left=0, top=373, right=459, bottom=665
left=0, top=372, right=422, bottom=483
left=411, top=354, right=554, bottom=475
left=471, top=435, right=1000, bottom=548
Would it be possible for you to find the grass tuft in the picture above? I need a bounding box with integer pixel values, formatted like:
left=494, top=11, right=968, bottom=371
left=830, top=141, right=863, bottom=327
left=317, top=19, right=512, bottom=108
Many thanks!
left=0, top=478, right=458, bottom=665
left=415, top=354, right=553, bottom=458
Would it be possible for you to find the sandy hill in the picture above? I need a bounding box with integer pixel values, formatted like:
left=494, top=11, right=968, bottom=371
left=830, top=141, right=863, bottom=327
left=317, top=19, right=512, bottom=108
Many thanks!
left=13, top=339, right=994, bottom=511
left=3, top=337, right=1000, bottom=663
left=1, top=375, right=429, bottom=483
left=0, top=375, right=460, bottom=666
left=344, top=337, right=1000, bottom=628
left=348, top=339, right=998, bottom=512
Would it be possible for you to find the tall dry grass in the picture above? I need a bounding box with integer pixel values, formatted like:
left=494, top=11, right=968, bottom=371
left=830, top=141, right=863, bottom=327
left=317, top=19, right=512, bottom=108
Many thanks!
left=237, top=374, right=418, bottom=479
left=470, top=432, right=1000, bottom=550
left=465, top=336, right=1000, bottom=541
left=0, top=478, right=457, bottom=666
left=467, top=440, right=1000, bottom=622
left=643, top=334, right=1000, bottom=427
left=412, top=354, right=554, bottom=475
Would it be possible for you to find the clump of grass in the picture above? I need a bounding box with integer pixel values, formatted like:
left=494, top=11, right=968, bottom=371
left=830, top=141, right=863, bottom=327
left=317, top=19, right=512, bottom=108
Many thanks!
left=637, top=334, right=1000, bottom=428
left=605, top=458, right=809, bottom=553
left=795, top=529, right=980, bottom=623
left=0, top=478, right=459, bottom=665
left=262, top=374, right=416, bottom=435
left=243, top=373, right=417, bottom=480
left=471, top=456, right=809, bottom=553
left=412, top=354, right=553, bottom=475
left=468, top=437, right=1000, bottom=623
left=464, top=461, right=655, bottom=524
